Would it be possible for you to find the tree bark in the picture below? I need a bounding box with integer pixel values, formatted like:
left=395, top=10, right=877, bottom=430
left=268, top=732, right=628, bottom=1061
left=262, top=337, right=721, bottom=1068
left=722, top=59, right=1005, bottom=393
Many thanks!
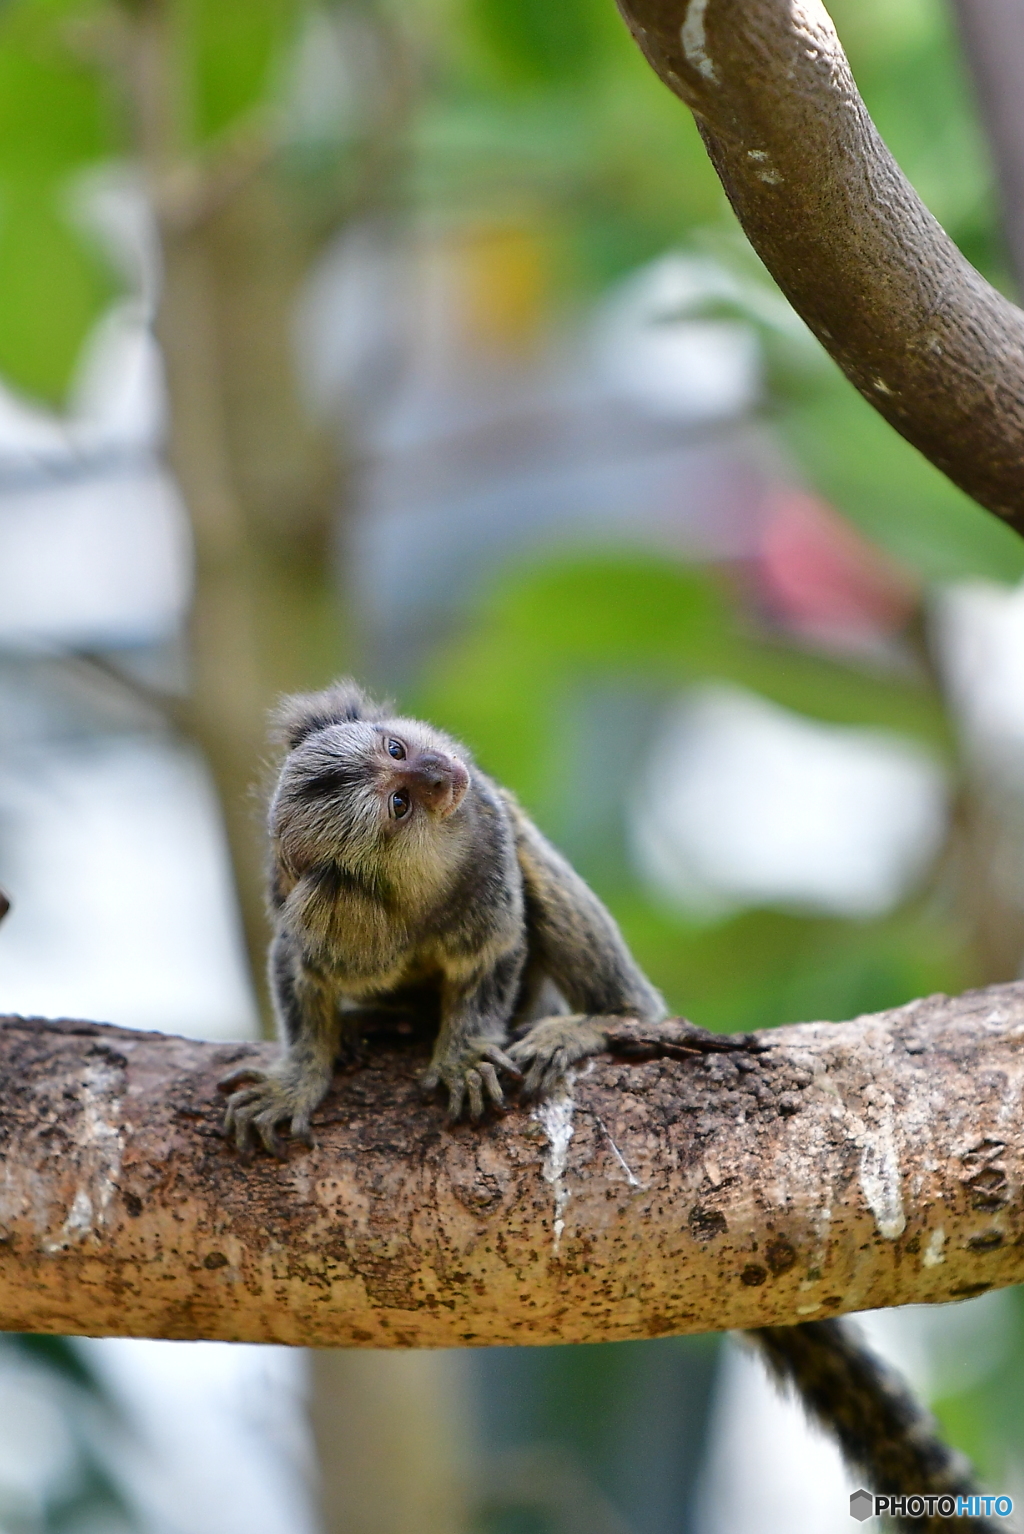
left=1, top=984, right=1023, bottom=1346
left=613, top=0, right=1024, bottom=530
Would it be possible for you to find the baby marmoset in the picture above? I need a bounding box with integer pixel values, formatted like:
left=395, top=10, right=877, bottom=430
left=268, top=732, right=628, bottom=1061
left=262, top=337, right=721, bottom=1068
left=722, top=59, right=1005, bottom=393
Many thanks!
left=221, top=678, right=665, bottom=1156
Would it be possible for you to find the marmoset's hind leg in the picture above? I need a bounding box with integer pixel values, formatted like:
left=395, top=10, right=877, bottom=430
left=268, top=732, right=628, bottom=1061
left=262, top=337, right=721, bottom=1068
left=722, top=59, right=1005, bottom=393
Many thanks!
left=510, top=1013, right=764, bottom=1098
left=508, top=1014, right=611, bottom=1098
left=501, top=791, right=668, bottom=1094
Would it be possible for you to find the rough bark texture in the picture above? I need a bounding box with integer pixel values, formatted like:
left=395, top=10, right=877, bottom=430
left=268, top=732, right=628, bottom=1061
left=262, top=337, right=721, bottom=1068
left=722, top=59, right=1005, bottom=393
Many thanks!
left=613, top=0, right=1024, bottom=530
left=1, top=984, right=1023, bottom=1346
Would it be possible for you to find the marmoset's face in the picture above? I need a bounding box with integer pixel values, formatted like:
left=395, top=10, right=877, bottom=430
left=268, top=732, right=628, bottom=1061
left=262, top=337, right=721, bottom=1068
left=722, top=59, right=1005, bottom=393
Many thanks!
left=270, top=718, right=470, bottom=874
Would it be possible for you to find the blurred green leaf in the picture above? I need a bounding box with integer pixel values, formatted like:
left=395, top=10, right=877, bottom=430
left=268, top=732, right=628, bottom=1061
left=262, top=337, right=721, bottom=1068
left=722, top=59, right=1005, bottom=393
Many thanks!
left=0, top=0, right=120, bottom=400
left=414, top=0, right=724, bottom=290
left=0, top=187, right=115, bottom=400
left=9, top=1334, right=103, bottom=1393
left=186, top=0, right=301, bottom=142
left=614, top=896, right=971, bottom=1028
left=930, top=1289, right=1024, bottom=1487
left=0, top=0, right=115, bottom=183
left=0, top=1334, right=136, bottom=1531
left=467, top=0, right=609, bottom=87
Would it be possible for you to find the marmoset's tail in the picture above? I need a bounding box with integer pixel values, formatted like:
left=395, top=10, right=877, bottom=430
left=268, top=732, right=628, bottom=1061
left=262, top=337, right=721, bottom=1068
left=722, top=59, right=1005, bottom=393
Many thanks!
left=752, top=1318, right=995, bottom=1534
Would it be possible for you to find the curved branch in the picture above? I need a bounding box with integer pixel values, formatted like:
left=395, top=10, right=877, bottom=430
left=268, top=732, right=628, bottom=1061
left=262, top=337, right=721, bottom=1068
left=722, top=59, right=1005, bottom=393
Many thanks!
left=1, top=985, right=1023, bottom=1344
left=614, top=0, right=1024, bottom=530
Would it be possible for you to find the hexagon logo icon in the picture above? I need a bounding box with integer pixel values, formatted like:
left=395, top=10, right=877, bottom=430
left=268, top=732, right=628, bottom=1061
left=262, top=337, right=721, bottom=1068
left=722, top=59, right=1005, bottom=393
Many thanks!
left=850, top=1488, right=874, bottom=1521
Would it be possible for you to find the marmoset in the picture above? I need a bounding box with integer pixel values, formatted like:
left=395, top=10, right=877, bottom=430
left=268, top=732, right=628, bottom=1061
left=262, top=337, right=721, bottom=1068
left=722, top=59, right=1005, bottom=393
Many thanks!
left=221, top=678, right=666, bottom=1152
left=220, top=680, right=992, bottom=1533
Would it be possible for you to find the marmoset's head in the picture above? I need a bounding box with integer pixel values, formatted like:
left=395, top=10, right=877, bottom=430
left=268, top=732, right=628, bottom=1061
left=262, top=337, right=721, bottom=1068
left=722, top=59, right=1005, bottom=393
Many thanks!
left=268, top=681, right=472, bottom=881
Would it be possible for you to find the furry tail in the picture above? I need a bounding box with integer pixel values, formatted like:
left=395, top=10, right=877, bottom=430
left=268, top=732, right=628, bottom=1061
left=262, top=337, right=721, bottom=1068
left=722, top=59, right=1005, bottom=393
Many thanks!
left=751, top=1319, right=996, bottom=1534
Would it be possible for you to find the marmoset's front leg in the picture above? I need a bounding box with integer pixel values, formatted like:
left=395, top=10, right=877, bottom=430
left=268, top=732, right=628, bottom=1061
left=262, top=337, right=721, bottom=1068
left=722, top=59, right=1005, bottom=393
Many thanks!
left=220, top=935, right=345, bottom=1157
left=420, top=953, right=524, bottom=1120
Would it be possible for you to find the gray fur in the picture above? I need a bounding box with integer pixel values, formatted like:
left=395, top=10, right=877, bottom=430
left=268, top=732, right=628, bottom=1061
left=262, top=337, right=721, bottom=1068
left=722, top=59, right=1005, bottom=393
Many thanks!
left=221, top=679, right=666, bottom=1155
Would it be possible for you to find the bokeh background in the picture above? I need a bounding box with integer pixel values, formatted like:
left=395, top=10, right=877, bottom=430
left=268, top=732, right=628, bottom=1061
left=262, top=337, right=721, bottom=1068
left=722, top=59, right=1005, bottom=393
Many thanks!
left=1, top=0, right=1024, bottom=1529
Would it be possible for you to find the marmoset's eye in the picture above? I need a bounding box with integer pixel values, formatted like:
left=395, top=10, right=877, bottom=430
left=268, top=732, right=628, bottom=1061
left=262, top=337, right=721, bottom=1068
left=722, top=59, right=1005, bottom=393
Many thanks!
left=387, top=738, right=406, bottom=759
left=390, top=789, right=411, bottom=819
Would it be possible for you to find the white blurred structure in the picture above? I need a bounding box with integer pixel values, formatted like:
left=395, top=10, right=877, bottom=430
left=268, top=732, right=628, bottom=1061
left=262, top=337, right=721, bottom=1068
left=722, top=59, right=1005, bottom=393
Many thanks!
left=0, top=183, right=253, bottom=1041
left=0, top=1349, right=112, bottom=1532
left=77, top=1340, right=315, bottom=1534
left=0, top=736, right=255, bottom=1038
left=696, top=1335, right=867, bottom=1534
left=931, top=579, right=1024, bottom=937
left=630, top=684, right=949, bottom=920
left=933, top=579, right=1024, bottom=777
left=0, top=193, right=191, bottom=651
left=0, top=465, right=189, bottom=650
left=591, top=254, right=764, bottom=424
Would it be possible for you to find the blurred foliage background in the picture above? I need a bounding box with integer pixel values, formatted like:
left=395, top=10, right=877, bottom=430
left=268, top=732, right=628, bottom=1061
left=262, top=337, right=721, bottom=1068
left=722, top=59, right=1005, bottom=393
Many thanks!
left=1, top=0, right=1024, bottom=1529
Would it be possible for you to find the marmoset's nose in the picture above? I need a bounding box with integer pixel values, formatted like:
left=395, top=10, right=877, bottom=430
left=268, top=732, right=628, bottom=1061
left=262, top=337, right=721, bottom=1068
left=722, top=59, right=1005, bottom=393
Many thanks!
left=397, top=751, right=469, bottom=816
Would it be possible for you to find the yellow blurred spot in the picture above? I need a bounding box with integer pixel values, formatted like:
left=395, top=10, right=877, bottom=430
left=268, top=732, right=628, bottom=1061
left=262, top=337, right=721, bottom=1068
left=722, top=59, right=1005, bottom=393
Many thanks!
left=457, top=223, right=549, bottom=355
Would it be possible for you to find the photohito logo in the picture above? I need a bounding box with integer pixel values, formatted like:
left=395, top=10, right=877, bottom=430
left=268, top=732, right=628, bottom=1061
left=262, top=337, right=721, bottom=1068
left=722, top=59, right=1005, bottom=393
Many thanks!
left=850, top=1490, right=1014, bottom=1521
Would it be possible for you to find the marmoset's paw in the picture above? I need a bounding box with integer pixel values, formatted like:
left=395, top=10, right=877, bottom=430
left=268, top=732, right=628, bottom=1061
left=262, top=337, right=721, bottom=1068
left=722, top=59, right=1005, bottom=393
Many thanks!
left=218, top=1067, right=323, bottom=1159
left=421, top=1040, right=521, bottom=1121
left=507, top=1016, right=610, bottom=1099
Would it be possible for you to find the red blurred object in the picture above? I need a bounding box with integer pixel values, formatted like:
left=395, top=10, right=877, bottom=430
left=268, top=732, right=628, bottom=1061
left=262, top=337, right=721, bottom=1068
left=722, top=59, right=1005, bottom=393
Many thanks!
left=757, top=489, right=919, bottom=643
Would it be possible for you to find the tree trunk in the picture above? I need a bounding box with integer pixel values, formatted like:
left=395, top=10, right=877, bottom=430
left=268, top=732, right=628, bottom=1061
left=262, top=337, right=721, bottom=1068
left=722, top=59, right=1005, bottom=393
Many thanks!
left=310, top=1349, right=471, bottom=1534
left=123, top=0, right=343, bottom=1024
left=1, top=984, right=1022, bottom=1344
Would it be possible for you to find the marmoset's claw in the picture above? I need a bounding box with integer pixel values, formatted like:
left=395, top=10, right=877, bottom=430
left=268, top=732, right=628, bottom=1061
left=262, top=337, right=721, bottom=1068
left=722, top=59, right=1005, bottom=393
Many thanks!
left=218, top=1066, right=267, bottom=1093
left=291, top=1114, right=315, bottom=1149
left=222, top=1072, right=325, bottom=1158
left=465, top=1069, right=485, bottom=1120
left=422, top=1039, right=519, bottom=1121
left=478, top=1061, right=504, bottom=1106
left=446, top=1074, right=466, bottom=1121
left=508, top=1016, right=610, bottom=1099
left=483, top=1044, right=521, bottom=1079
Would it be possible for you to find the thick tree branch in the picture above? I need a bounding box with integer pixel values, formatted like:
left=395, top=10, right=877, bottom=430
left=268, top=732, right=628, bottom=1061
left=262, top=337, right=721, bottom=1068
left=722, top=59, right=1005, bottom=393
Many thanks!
left=1, top=985, right=1023, bottom=1345
left=614, top=0, right=1024, bottom=530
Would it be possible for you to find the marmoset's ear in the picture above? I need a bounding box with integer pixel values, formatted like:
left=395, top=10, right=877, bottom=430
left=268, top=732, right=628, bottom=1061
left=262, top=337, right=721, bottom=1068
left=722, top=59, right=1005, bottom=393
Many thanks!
left=271, top=679, right=392, bottom=750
